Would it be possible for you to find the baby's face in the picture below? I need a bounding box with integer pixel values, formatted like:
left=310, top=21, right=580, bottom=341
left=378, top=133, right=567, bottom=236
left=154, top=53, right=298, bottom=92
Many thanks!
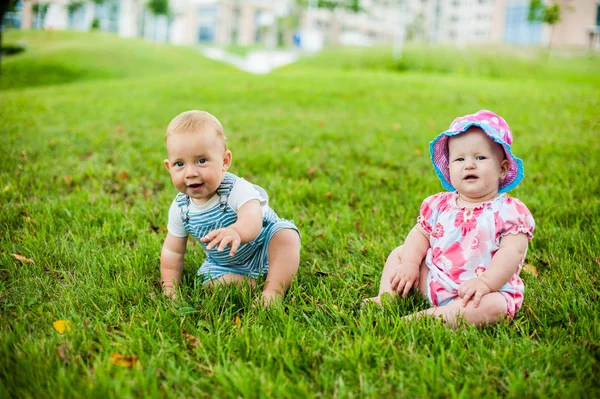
left=164, top=130, right=231, bottom=205
left=447, top=128, right=509, bottom=204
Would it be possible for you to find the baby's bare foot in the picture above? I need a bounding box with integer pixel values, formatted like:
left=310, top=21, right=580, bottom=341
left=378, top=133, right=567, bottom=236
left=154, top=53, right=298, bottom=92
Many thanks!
left=361, top=296, right=383, bottom=308
left=362, top=292, right=397, bottom=309
left=259, top=291, right=283, bottom=308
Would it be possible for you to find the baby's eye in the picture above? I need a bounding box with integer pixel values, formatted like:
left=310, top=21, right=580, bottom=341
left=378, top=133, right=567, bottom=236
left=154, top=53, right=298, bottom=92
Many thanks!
left=197, top=158, right=207, bottom=165
left=476, top=156, right=487, bottom=160
left=454, top=157, right=464, bottom=162
left=174, top=161, right=184, bottom=167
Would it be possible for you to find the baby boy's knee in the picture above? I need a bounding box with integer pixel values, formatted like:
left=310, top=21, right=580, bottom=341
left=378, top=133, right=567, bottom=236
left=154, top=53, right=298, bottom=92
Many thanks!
left=271, top=228, right=301, bottom=250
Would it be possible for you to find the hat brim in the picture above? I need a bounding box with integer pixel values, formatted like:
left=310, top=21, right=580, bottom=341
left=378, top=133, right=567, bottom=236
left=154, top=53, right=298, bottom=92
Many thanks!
left=430, top=122, right=524, bottom=193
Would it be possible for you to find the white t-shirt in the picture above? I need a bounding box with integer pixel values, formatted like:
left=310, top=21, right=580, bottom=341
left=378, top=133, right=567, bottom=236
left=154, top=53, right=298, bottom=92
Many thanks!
left=167, top=178, right=268, bottom=238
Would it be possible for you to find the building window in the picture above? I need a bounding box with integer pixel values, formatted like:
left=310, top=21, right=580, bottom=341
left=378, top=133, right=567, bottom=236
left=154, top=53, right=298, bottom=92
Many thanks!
left=504, top=5, right=542, bottom=45
left=95, top=1, right=119, bottom=33
left=198, top=7, right=217, bottom=42
left=255, top=10, right=262, bottom=42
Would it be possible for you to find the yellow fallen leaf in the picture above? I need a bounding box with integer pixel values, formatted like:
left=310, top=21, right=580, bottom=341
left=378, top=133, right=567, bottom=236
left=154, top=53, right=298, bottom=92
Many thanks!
left=233, top=315, right=241, bottom=326
left=110, top=353, right=140, bottom=368
left=522, top=264, right=538, bottom=277
left=53, top=320, right=73, bottom=334
left=12, top=254, right=33, bottom=263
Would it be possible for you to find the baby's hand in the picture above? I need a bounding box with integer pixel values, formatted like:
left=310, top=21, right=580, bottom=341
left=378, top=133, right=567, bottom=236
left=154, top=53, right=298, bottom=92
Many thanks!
left=458, top=278, right=491, bottom=308
left=201, top=227, right=241, bottom=256
left=389, top=264, right=420, bottom=297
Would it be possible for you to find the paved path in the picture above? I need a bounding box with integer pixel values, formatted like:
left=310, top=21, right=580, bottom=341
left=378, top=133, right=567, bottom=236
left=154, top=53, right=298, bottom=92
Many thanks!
left=201, top=47, right=301, bottom=74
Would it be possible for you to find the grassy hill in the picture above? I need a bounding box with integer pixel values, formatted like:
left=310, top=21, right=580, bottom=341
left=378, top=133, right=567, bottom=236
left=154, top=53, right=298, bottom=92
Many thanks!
left=1, top=30, right=599, bottom=398
left=1, top=30, right=227, bottom=90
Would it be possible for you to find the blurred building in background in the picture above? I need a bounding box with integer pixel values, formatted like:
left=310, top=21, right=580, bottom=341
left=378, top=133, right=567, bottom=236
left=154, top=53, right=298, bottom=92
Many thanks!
left=9, top=0, right=600, bottom=49
left=492, top=0, right=600, bottom=47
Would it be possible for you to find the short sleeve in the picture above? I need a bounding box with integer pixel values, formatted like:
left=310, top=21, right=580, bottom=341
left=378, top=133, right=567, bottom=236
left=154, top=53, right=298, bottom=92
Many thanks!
left=498, top=197, right=535, bottom=241
left=417, top=193, right=443, bottom=235
left=228, top=178, right=268, bottom=216
left=167, top=198, right=188, bottom=238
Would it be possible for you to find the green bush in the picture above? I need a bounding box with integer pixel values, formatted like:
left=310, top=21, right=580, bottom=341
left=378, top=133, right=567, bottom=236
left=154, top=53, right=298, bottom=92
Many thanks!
left=1, top=43, right=26, bottom=56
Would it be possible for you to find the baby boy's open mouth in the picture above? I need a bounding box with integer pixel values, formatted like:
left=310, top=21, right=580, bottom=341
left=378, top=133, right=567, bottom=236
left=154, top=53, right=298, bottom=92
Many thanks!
left=188, top=183, right=203, bottom=189
left=464, top=174, right=478, bottom=180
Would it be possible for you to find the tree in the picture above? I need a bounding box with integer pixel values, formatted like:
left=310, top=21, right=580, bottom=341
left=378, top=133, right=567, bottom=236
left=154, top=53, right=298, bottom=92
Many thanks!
left=66, top=0, right=85, bottom=28
left=146, top=0, right=169, bottom=17
left=276, top=12, right=300, bottom=47
left=88, top=0, right=105, bottom=31
left=32, top=1, right=49, bottom=28
left=67, top=0, right=85, bottom=16
left=1, top=0, right=21, bottom=71
left=528, top=0, right=561, bottom=48
left=296, top=0, right=362, bottom=13
left=316, top=0, right=362, bottom=12
left=0, top=0, right=14, bottom=33
left=296, top=0, right=363, bottom=45
left=146, top=0, right=170, bottom=42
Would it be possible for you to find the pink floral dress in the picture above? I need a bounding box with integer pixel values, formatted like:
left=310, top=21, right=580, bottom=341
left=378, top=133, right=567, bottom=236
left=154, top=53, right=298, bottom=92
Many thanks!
left=417, top=192, right=535, bottom=318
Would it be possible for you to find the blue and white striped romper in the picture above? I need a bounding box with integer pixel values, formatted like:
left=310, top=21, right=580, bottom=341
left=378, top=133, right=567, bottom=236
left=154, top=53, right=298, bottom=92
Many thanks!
left=176, top=172, right=300, bottom=282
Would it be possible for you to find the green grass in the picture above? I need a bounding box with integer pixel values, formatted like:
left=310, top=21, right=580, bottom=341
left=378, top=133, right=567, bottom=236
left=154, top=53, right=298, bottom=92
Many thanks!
left=0, top=30, right=226, bottom=90
left=223, top=43, right=266, bottom=57
left=296, top=44, right=600, bottom=86
left=1, top=30, right=599, bottom=398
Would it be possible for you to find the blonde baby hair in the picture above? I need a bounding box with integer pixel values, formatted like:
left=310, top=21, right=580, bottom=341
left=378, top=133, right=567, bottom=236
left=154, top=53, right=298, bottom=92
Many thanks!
left=166, top=110, right=227, bottom=150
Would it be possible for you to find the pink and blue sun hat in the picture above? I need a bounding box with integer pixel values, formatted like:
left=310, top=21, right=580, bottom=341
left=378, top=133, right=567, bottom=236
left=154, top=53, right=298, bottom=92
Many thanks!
left=430, top=110, right=524, bottom=193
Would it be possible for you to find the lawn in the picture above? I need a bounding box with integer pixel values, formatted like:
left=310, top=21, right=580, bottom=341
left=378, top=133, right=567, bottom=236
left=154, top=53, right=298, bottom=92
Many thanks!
left=1, top=30, right=599, bottom=398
